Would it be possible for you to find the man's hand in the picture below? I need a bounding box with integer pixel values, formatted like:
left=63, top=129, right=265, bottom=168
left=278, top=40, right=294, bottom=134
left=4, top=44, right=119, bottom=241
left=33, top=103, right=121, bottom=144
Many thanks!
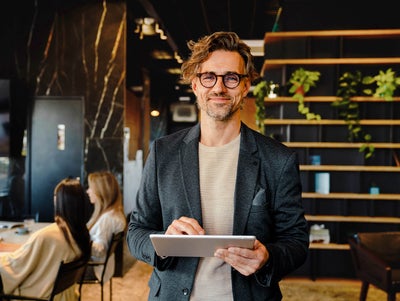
left=214, top=239, right=269, bottom=276
left=166, top=216, right=205, bottom=235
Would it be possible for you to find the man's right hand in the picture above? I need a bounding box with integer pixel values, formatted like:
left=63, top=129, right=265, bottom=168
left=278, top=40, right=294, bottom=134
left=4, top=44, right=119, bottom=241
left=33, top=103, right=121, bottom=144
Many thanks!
left=165, top=216, right=205, bottom=235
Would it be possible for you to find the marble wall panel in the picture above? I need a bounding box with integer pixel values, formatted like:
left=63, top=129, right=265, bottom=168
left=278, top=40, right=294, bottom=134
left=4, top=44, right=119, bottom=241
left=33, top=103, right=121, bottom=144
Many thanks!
left=13, top=0, right=125, bottom=174
left=0, top=0, right=126, bottom=218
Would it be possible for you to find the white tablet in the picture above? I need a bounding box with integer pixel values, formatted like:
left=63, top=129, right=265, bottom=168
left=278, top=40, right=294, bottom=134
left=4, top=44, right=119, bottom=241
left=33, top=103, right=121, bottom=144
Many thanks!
left=150, top=234, right=256, bottom=257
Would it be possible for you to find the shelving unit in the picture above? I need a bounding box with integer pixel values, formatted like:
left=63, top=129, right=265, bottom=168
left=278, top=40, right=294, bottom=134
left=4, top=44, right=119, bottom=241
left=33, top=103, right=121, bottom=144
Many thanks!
left=261, top=29, right=400, bottom=278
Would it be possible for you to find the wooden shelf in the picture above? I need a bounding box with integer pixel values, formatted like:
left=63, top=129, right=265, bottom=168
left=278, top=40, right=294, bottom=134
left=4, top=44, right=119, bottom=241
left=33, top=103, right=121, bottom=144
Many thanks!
left=305, top=215, right=400, bottom=223
left=264, top=119, right=400, bottom=125
left=263, top=28, right=400, bottom=279
left=264, top=29, right=400, bottom=42
left=283, top=142, right=400, bottom=149
left=309, top=243, right=350, bottom=250
left=300, top=165, right=400, bottom=172
left=303, top=192, right=400, bottom=200
left=264, top=96, right=400, bottom=103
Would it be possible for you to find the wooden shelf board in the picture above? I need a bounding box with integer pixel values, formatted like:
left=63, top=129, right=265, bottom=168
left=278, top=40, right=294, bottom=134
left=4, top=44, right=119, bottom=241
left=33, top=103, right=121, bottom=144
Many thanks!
left=262, top=58, right=400, bottom=71
left=264, top=96, right=400, bottom=103
left=264, top=119, right=400, bottom=125
left=300, top=165, right=400, bottom=172
left=283, top=142, right=400, bottom=149
left=305, top=215, right=400, bottom=223
left=264, top=29, right=400, bottom=42
left=303, top=192, right=400, bottom=200
left=309, top=243, right=350, bottom=250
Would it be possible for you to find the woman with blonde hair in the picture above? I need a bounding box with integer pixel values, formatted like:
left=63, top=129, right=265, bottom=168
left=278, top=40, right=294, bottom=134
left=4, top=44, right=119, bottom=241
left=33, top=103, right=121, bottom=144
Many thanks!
left=85, top=171, right=126, bottom=282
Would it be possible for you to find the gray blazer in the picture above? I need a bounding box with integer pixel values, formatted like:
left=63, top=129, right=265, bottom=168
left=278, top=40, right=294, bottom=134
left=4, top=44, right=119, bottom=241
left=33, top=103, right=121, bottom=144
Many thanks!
left=127, top=123, right=309, bottom=301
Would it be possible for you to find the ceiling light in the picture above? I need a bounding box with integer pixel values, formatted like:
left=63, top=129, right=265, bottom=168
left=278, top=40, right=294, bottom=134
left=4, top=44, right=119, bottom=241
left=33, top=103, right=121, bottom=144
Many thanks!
left=151, top=50, right=173, bottom=60
left=134, top=17, right=167, bottom=40
left=166, top=68, right=181, bottom=75
left=179, top=96, right=191, bottom=102
left=150, top=110, right=160, bottom=117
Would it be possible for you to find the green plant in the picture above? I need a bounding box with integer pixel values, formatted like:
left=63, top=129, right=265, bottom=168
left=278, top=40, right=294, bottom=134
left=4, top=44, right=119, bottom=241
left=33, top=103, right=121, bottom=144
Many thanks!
left=252, top=80, right=268, bottom=134
left=288, top=68, right=321, bottom=120
left=332, top=71, right=374, bottom=159
left=362, top=68, right=400, bottom=101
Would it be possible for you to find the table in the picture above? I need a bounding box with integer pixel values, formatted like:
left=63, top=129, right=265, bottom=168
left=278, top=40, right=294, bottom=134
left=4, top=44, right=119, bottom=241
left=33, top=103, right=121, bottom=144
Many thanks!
left=0, top=221, right=25, bottom=230
left=0, top=222, right=51, bottom=252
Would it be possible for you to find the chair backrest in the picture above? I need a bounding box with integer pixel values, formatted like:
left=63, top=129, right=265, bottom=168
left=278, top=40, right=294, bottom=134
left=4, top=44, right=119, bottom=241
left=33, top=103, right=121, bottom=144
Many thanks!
left=50, top=257, right=88, bottom=297
left=350, top=232, right=400, bottom=266
left=348, top=231, right=400, bottom=298
left=0, top=257, right=88, bottom=301
left=99, top=231, right=125, bottom=279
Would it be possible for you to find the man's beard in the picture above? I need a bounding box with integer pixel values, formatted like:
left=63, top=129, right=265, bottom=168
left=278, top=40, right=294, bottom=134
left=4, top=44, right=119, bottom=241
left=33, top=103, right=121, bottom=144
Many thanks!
left=199, top=94, right=242, bottom=121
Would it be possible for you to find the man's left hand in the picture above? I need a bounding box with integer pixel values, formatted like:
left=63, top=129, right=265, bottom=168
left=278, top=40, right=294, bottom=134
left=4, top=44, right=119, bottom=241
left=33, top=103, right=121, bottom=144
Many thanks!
left=214, top=239, right=269, bottom=276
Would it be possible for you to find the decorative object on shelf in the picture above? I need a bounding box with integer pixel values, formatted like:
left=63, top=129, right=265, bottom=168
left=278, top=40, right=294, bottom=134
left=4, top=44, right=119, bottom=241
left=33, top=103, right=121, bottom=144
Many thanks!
left=267, top=82, right=279, bottom=98
left=315, top=172, right=330, bottom=194
left=271, top=7, right=282, bottom=32
left=332, top=71, right=374, bottom=159
left=363, top=68, right=400, bottom=101
left=288, top=68, right=321, bottom=120
left=369, top=183, right=380, bottom=195
left=310, top=224, right=330, bottom=244
left=309, top=155, right=321, bottom=165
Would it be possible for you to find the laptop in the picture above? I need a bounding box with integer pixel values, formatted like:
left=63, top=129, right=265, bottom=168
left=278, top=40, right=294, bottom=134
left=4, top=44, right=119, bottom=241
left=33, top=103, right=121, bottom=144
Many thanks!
left=150, top=234, right=256, bottom=257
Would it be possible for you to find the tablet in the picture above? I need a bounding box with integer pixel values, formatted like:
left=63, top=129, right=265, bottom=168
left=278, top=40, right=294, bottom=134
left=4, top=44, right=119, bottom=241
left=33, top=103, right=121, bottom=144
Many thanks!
left=150, top=234, right=256, bottom=257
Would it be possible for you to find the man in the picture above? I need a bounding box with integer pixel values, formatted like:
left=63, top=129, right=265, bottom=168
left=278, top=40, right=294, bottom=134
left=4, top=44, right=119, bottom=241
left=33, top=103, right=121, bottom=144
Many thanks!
left=127, top=31, right=309, bottom=301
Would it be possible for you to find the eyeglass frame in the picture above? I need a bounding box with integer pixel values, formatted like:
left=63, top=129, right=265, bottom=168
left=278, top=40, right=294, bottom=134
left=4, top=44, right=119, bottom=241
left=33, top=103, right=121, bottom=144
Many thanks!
left=196, top=72, right=249, bottom=89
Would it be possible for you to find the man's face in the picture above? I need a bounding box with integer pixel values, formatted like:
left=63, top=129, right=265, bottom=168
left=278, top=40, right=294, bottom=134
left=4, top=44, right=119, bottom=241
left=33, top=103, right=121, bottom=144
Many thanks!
left=191, top=50, right=250, bottom=122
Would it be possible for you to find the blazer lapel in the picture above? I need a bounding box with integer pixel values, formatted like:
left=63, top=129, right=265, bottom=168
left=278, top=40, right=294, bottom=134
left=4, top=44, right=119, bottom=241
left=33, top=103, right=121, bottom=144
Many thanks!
left=233, top=124, right=259, bottom=235
left=180, top=125, right=203, bottom=224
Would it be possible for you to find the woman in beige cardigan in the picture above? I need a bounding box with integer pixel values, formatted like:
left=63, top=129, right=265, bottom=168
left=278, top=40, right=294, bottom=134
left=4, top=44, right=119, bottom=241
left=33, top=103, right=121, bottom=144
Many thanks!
left=84, top=171, right=126, bottom=283
left=0, top=178, right=91, bottom=300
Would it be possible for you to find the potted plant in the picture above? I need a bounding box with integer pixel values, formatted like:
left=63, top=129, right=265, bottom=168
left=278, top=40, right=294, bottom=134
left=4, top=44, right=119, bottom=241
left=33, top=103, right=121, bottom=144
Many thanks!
left=332, top=71, right=374, bottom=158
left=253, top=80, right=268, bottom=134
left=362, top=68, right=400, bottom=101
left=288, top=68, right=321, bottom=120
left=253, top=68, right=321, bottom=134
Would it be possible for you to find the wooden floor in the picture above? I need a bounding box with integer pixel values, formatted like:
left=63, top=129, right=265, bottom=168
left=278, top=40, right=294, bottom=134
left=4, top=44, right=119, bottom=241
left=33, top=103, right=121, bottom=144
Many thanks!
left=79, top=242, right=389, bottom=301
left=79, top=246, right=151, bottom=301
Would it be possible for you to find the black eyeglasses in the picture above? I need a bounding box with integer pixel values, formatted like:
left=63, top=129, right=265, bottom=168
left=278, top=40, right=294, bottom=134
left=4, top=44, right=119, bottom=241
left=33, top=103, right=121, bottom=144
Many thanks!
left=196, top=72, right=248, bottom=89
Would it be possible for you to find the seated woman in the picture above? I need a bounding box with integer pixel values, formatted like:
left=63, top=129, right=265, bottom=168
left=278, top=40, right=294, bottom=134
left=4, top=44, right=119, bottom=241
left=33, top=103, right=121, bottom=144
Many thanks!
left=0, top=178, right=91, bottom=300
left=85, top=171, right=126, bottom=282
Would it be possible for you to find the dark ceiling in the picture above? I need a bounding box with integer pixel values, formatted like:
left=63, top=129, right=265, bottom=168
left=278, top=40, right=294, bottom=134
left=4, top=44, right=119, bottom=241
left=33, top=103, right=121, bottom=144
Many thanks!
left=126, top=0, right=400, bottom=109
left=126, top=0, right=280, bottom=106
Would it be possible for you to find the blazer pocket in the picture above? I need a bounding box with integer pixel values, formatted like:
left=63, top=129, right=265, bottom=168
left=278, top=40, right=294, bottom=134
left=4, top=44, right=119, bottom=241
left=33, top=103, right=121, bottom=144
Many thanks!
left=248, top=188, right=273, bottom=241
left=251, top=188, right=267, bottom=207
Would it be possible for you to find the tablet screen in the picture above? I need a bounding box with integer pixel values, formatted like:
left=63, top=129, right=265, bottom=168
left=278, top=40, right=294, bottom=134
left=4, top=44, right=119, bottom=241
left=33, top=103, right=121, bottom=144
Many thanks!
left=150, top=234, right=256, bottom=257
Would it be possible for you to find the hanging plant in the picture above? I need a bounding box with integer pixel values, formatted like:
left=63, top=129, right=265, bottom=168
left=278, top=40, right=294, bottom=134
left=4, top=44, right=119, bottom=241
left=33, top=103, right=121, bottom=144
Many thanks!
left=362, top=68, right=400, bottom=101
left=253, top=80, right=268, bottom=134
left=332, top=71, right=374, bottom=159
left=288, top=68, right=321, bottom=120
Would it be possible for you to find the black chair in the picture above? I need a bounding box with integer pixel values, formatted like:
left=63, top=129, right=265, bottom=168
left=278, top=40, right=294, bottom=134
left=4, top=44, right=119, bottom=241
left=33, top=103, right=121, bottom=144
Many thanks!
left=0, top=256, right=88, bottom=301
left=78, top=231, right=124, bottom=301
left=348, top=232, right=400, bottom=301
